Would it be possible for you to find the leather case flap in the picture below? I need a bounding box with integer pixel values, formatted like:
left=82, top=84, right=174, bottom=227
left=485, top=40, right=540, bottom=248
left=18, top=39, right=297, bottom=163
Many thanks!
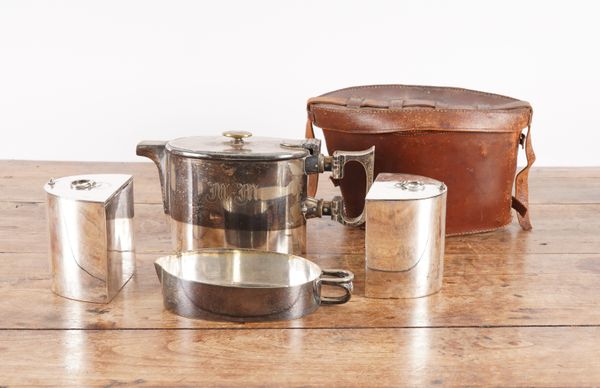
left=307, top=85, right=532, bottom=133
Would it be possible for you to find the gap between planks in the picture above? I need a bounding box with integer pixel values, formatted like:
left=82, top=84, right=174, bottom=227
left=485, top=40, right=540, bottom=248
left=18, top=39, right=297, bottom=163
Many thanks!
left=2, top=324, right=600, bottom=331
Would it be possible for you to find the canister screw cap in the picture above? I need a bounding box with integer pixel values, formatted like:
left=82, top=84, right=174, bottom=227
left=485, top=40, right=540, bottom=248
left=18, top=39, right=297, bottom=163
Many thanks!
left=396, top=180, right=425, bottom=191
left=70, top=179, right=96, bottom=190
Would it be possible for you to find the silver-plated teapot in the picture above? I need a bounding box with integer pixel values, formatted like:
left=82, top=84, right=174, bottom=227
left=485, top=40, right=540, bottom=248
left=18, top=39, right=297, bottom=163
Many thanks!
left=137, top=131, right=374, bottom=254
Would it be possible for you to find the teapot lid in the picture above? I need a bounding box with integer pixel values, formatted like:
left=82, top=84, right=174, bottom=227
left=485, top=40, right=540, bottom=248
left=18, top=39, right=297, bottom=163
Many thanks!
left=166, top=131, right=311, bottom=161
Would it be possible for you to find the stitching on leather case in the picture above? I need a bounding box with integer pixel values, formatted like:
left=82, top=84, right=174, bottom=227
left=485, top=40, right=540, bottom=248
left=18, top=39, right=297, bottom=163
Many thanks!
left=321, top=128, right=518, bottom=134
left=320, top=84, right=521, bottom=102
left=311, top=106, right=531, bottom=115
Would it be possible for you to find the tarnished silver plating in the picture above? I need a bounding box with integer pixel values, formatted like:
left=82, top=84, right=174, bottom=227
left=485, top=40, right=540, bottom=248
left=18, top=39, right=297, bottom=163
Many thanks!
left=137, top=131, right=374, bottom=254
left=45, top=174, right=135, bottom=303
left=365, top=173, right=447, bottom=299
left=154, top=249, right=354, bottom=322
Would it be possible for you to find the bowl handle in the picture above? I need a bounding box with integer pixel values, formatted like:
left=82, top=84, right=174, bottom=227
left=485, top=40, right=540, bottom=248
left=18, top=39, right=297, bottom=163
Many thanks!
left=319, top=269, right=354, bottom=305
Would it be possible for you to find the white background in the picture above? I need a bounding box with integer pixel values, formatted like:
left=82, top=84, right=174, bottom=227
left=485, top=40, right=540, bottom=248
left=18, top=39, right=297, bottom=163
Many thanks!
left=0, top=0, right=598, bottom=165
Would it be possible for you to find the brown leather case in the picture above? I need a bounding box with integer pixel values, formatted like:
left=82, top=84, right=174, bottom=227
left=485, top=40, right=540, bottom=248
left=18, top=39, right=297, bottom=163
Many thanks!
left=306, top=85, right=535, bottom=235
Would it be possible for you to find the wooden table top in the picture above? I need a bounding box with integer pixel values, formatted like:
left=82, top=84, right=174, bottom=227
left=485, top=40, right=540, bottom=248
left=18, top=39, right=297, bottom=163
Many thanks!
left=1, top=161, right=599, bottom=386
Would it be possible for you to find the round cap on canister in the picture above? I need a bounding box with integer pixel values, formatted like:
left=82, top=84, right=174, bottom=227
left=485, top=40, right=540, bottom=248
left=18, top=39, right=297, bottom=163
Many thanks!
left=165, top=131, right=310, bottom=161
left=366, top=173, right=447, bottom=201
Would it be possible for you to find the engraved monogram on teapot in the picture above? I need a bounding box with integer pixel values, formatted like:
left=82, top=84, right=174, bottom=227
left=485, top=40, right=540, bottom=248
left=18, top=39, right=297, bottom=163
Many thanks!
left=202, top=182, right=259, bottom=204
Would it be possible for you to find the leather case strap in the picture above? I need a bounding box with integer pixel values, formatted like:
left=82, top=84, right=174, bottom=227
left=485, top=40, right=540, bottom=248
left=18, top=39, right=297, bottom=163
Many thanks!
left=512, top=121, right=535, bottom=230
left=306, top=117, right=319, bottom=197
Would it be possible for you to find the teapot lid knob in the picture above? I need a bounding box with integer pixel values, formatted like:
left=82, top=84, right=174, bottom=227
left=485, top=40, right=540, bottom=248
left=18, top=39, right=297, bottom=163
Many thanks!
left=223, top=131, right=252, bottom=144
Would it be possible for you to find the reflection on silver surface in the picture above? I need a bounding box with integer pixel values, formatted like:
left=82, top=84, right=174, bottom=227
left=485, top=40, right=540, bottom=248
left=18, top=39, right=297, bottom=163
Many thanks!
left=154, top=249, right=354, bottom=322
left=45, top=174, right=135, bottom=303
left=407, top=297, right=432, bottom=375
left=171, top=220, right=306, bottom=255
left=137, top=133, right=374, bottom=255
left=365, top=173, right=447, bottom=299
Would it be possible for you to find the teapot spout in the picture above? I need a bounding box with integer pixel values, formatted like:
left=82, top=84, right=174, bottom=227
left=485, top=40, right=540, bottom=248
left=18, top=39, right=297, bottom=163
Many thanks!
left=136, top=141, right=169, bottom=214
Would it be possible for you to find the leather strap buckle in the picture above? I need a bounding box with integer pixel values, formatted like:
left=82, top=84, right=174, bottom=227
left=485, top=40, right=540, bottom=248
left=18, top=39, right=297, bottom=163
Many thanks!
left=519, top=133, right=526, bottom=148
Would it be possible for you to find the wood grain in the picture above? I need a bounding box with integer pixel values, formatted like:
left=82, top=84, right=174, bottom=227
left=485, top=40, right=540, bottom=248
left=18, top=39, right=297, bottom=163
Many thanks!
left=1, top=327, right=599, bottom=386
left=1, top=252, right=600, bottom=329
left=1, top=160, right=600, bottom=386
left=0, top=160, right=163, bottom=204
left=2, top=200, right=599, bottom=255
left=1, top=160, right=600, bottom=204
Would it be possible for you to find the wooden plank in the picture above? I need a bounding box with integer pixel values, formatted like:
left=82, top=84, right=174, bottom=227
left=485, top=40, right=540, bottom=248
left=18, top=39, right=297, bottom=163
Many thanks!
left=530, top=173, right=600, bottom=204
left=305, top=203, right=600, bottom=256
left=2, top=252, right=599, bottom=329
left=1, top=327, right=599, bottom=386
left=0, top=160, right=163, bottom=204
left=0, top=202, right=171, bottom=254
left=2, top=160, right=599, bottom=179
left=2, top=200, right=599, bottom=255
left=530, top=167, right=600, bottom=178
left=2, top=161, right=600, bottom=386
left=1, top=160, right=600, bottom=204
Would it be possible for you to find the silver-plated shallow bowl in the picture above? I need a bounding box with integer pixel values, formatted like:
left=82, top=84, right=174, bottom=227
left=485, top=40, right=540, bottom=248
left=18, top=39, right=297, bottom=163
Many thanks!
left=154, top=249, right=354, bottom=322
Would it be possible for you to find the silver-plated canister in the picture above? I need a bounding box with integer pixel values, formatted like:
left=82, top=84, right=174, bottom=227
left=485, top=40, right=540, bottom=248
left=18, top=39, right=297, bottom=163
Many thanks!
left=365, top=173, right=447, bottom=299
left=137, top=131, right=374, bottom=255
left=44, top=174, right=135, bottom=303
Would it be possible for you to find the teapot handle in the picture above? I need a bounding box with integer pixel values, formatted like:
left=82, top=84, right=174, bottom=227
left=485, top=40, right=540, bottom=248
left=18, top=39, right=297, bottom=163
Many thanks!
left=328, top=146, right=375, bottom=226
left=301, top=146, right=375, bottom=227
